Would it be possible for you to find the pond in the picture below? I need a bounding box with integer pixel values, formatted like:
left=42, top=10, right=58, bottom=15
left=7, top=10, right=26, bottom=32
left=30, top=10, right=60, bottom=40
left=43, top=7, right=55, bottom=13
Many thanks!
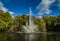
left=0, top=32, right=60, bottom=41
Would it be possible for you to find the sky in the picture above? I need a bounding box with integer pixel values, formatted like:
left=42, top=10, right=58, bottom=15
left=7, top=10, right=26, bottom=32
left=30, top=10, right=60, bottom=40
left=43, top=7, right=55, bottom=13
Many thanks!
left=0, top=0, right=60, bottom=18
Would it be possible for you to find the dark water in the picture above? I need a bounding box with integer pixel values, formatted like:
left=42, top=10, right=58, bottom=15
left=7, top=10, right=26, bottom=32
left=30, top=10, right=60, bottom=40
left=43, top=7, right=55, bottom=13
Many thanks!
left=0, top=32, right=60, bottom=41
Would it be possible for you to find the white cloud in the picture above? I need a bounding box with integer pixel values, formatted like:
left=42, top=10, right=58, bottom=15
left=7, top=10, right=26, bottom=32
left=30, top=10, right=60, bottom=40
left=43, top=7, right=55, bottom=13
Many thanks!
left=36, top=16, right=43, bottom=18
left=0, top=2, right=8, bottom=12
left=9, top=11, right=14, bottom=15
left=1, top=7, right=8, bottom=12
left=0, top=1, right=14, bottom=15
left=45, top=9, right=52, bottom=14
left=37, top=0, right=55, bottom=16
left=38, top=16, right=43, bottom=18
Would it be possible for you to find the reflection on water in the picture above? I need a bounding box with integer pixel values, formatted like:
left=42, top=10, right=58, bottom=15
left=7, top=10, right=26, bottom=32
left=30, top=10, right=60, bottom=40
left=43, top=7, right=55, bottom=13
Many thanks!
left=0, top=32, right=60, bottom=41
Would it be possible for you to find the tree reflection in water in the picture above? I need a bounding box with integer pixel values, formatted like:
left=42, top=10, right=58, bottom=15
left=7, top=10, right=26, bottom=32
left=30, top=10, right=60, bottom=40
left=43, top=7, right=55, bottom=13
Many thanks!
left=0, top=32, right=60, bottom=41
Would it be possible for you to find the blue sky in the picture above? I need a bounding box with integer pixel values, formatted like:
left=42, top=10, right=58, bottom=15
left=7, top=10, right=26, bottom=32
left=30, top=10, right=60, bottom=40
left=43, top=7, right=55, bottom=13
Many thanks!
left=0, top=0, right=60, bottom=17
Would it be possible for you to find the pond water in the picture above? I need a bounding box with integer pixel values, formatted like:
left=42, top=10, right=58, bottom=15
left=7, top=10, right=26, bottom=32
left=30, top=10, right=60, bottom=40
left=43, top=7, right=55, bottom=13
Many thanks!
left=0, top=32, right=60, bottom=41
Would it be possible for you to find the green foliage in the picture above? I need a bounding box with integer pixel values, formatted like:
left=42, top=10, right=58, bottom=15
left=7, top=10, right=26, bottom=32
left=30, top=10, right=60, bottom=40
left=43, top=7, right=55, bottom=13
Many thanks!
left=0, top=10, right=60, bottom=32
left=21, top=14, right=29, bottom=25
left=35, top=18, right=46, bottom=32
left=0, top=11, right=12, bottom=31
left=0, top=20, right=6, bottom=30
left=3, top=12, right=12, bottom=22
left=53, top=16, right=60, bottom=31
left=13, top=15, right=24, bottom=31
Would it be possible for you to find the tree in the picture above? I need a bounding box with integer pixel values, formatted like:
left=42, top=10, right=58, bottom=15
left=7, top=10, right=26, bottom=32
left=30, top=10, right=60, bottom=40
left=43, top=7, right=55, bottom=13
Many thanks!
left=0, top=11, right=12, bottom=31
left=21, top=14, right=29, bottom=25
left=0, top=20, right=6, bottom=31
left=35, top=18, right=46, bottom=32
left=0, top=10, right=4, bottom=20
left=3, top=12, right=12, bottom=22
left=44, top=16, right=54, bottom=31
left=53, top=16, right=60, bottom=31
left=13, top=15, right=24, bottom=31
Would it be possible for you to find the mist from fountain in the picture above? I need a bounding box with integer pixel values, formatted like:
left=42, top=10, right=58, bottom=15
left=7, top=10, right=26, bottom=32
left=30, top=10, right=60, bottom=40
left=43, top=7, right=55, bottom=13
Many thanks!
left=23, top=8, right=36, bottom=33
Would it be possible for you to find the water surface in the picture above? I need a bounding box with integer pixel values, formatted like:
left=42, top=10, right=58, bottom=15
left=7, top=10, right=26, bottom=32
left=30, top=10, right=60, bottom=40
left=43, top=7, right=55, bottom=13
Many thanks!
left=0, top=32, right=60, bottom=41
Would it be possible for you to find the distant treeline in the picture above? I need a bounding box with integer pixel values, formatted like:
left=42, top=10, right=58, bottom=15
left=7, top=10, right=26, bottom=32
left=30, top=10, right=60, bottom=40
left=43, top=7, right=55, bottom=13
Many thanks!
left=0, top=10, right=60, bottom=32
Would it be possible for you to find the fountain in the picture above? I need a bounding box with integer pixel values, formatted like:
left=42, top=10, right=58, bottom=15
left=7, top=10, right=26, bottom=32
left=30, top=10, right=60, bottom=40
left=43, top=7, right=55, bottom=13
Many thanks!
left=23, top=7, right=38, bottom=33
